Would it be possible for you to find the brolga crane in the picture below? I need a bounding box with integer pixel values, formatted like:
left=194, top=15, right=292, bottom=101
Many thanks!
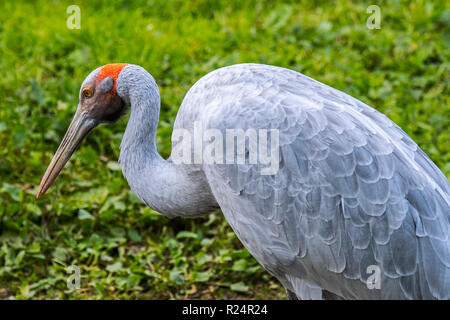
left=37, top=63, right=450, bottom=300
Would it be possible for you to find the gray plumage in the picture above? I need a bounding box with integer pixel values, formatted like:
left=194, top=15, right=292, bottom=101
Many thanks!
left=110, top=63, right=450, bottom=299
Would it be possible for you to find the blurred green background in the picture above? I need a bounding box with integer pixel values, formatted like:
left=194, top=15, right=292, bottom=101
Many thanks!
left=0, top=0, right=448, bottom=299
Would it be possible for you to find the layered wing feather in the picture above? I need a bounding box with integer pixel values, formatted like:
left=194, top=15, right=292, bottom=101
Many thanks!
left=175, top=64, right=450, bottom=299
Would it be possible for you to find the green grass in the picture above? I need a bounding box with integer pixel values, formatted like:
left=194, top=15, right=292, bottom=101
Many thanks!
left=0, top=0, right=448, bottom=299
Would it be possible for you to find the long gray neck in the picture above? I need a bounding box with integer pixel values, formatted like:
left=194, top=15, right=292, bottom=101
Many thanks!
left=118, top=65, right=161, bottom=168
left=116, top=65, right=218, bottom=218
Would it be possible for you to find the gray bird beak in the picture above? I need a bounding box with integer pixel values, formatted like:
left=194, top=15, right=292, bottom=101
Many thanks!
left=36, top=108, right=98, bottom=199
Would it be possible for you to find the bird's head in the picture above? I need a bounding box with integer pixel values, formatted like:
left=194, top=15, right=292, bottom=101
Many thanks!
left=36, top=63, right=130, bottom=199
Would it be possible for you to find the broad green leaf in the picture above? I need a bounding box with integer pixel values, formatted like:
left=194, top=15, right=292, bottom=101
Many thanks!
left=106, top=262, right=123, bottom=273
left=230, top=282, right=249, bottom=293
left=78, top=209, right=94, bottom=220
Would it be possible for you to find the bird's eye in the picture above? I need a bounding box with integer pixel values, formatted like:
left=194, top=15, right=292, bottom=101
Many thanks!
left=82, top=89, right=93, bottom=98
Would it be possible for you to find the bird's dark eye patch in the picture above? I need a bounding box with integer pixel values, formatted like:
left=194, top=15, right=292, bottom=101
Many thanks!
left=101, top=101, right=127, bottom=123
left=86, top=91, right=126, bottom=124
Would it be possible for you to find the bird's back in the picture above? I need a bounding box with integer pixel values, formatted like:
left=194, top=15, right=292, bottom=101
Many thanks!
left=173, top=63, right=450, bottom=299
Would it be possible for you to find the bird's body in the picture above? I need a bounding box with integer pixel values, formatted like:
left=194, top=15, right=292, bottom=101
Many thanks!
left=39, top=63, right=450, bottom=299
